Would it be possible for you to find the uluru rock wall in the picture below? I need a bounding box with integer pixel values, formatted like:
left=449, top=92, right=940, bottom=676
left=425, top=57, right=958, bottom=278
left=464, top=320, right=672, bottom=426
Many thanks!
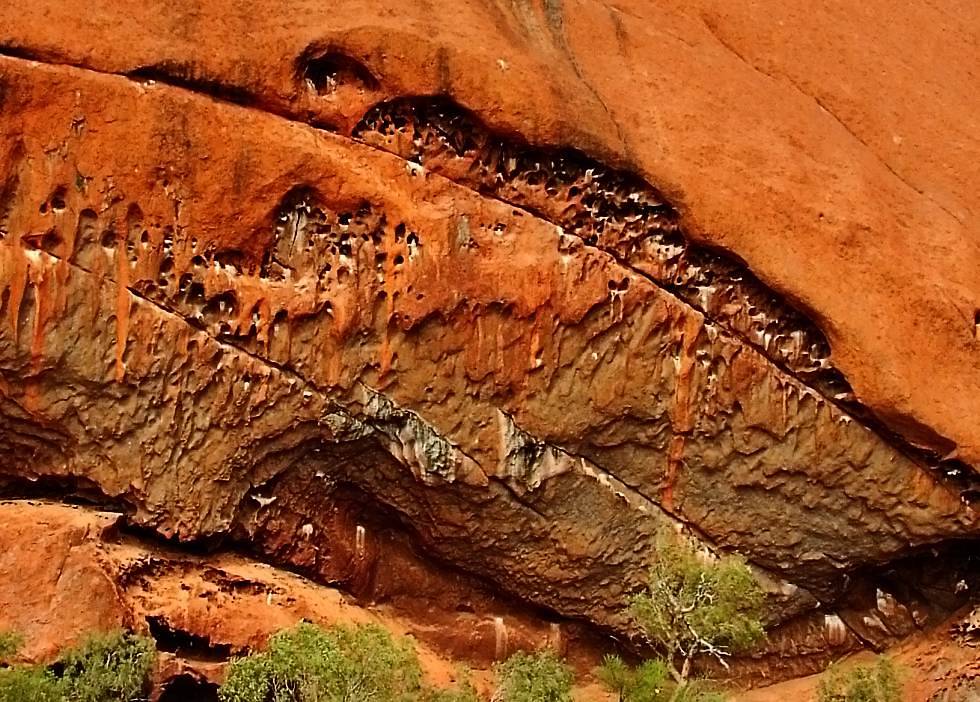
left=0, top=0, right=978, bottom=686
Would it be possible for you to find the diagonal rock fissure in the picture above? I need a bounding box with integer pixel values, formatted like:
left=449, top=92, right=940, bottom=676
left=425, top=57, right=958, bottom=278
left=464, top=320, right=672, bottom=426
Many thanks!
left=350, top=97, right=978, bottom=498
left=4, top=237, right=783, bottom=585
left=2, top=237, right=848, bottom=649
left=0, top=46, right=971, bottom=498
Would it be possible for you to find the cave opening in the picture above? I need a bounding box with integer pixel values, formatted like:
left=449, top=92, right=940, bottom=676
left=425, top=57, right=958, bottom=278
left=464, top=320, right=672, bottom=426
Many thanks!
left=146, top=616, right=233, bottom=662
left=158, top=674, right=220, bottom=702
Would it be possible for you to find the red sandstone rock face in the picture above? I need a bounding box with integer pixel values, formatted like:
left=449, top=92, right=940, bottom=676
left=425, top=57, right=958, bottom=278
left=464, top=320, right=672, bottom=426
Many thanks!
left=0, top=0, right=978, bottom=684
left=1, top=0, right=978, bottom=465
left=0, top=501, right=498, bottom=696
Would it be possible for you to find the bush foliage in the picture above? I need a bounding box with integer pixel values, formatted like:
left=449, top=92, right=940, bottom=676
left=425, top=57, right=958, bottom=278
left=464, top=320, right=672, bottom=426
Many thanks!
left=219, top=622, right=477, bottom=702
left=596, top=654, right=672, bottom=701
left=58, top=631, right=156, bottom=702
left=0, top=633, right=23, bottom=665
left=817, top=657, right=902, bottom=702
left=596, top=655, right=724, bottom=702
left=0, top=630, right=155, bottom=702
left=491, top=650, right=573, bottom=702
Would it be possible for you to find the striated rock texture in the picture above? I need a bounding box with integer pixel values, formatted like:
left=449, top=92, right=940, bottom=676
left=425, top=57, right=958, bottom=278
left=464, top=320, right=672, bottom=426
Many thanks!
left=0, top=0, right=978, bottom=684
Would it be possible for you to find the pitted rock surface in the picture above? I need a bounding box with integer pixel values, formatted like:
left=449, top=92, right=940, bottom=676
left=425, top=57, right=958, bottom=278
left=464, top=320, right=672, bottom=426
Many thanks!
left=0, top=0, right=978, bottom=685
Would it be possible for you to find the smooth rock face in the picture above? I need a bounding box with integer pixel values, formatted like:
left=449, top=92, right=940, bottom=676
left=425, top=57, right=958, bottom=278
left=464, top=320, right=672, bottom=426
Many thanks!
left=0, top=0, right=978, bottom=683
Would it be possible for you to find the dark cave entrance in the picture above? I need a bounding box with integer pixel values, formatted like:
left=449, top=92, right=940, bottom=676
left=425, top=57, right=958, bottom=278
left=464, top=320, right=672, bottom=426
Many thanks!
left=157, top=674, right=220, bottom=702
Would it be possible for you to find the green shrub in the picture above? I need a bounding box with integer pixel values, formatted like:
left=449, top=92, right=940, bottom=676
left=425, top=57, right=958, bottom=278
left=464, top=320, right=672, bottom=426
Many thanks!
left=596, top=654, right=671, bottom=701
left=219, top=621, right=475, bottom=702
left=420, top=683, right=479, bottom=702
left=0, top=666, right=62, bottom=702
left=0, top=630, right=155, bottom=702
left=0, top=632, right=23, bottom=664
left=817, top=657, right=902, bottom=702
left=596, top=654, right=725, bottom=702
left=492, top=650, right=573, bottom=702
left=58, top=631, right=156, bottom=702
left=672, top=682, right=725, bottom=702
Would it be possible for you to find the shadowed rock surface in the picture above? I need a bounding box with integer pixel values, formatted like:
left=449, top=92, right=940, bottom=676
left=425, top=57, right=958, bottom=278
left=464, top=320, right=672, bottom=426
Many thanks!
left=0, top=0, right=978, bottom=690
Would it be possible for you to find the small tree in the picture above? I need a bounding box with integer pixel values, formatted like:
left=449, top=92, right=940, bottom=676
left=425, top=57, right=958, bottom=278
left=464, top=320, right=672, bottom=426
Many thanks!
left=627, top=537, right=764, bottom=691
left=817, top=656, right=902, bottom=702
left=492, top=650, right=573, bottom=702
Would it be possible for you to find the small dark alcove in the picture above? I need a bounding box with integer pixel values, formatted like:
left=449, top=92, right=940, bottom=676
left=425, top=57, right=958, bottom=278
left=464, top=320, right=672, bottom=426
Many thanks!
left=157, top=674, right=220, bottom=702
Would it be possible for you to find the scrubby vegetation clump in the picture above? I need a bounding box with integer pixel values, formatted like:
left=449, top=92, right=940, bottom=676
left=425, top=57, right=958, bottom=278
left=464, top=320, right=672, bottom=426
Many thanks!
left=817, top=656, right=902, bottom=702
left=491, top=650, right=573, bottom=702
left=0, top=630, right=155, bottom=702
left=219, top=621, right=477, bottom=702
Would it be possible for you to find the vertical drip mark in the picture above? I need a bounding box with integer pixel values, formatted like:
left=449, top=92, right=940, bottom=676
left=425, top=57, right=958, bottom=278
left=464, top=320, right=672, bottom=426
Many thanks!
left=53, top=252, right=71, bottom=322
left=379, top=223, right=396, bottom=376
left=6, top=244, right=28, bottom=342
left=824, top=614, right=849, bottom=646
left=493, top=616, right=508, bottom=660
left=23, top=253, right=48, bottom=412
left=114, top=228, right=130, bottom=382
left=672, top=313, right=702, bottom=432
left=355, top=524, right=366, bottom=559
left=548, top=622, right=562, bottom=653
left=29, top=255, right=48, bottom=368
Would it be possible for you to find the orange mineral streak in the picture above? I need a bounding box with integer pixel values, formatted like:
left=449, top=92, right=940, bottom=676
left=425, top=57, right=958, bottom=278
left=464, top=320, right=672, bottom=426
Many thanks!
left=662, top=434, right=686, bottom=513
left=4, top=242, right=29, bottom=343
left=23, top=253, right=49, bottom=413
left=663, top=312, right=703, bottom=510
left=379, top=224, right=397, bottom=377
left=114, top=237, right=130, bottom=382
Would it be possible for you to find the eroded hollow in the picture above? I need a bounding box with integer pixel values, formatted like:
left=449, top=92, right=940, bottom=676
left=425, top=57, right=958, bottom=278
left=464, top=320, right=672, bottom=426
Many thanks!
left=297, top=48, right=379, bottom=95
left=146, top=616, right=233, bottom=662
left=0, top=473, right=131, bottom=511
left=127, top=61, right=254, bottom=105
left=230, top=442, right=610, bottom=667
left=158, top=674, right=220, bottom=702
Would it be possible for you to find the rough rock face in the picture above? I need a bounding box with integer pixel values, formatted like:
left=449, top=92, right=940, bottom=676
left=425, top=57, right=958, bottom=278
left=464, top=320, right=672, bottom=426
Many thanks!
left=0, top=501, right=497, bottom=697
left=0, top=0, right=978, bottom=685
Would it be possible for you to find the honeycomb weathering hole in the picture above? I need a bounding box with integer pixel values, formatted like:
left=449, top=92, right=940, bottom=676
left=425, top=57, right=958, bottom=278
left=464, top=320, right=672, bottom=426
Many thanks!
left=298, top=48, right=379, bottom=95
left=352, top=97, right=847, bottom=394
